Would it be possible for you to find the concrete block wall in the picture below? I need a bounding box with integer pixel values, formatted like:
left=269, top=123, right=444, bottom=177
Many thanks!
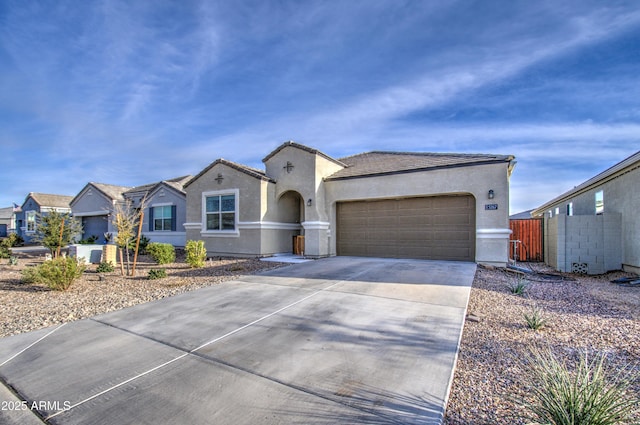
left=544, top=213, right=621, bottom=275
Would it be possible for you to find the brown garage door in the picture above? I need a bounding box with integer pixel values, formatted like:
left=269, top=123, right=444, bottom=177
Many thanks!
left=337, top=195, right=475, bottom=261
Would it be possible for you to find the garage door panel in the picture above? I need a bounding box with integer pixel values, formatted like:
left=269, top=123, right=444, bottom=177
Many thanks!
left=337, top=195, right=475, bottom=261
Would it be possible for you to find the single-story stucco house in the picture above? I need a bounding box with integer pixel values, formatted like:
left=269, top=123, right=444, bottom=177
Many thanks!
left=123, top=176, right=191, bottom=247
left=71, top=176, right=191, bottom=246
left=71, top=182, right=132, bottom=243
left=184, top=141, right=516, bottom=266
left=16, top=193, right=74, bottom=244
left=532, top=150, right=640, bottom=274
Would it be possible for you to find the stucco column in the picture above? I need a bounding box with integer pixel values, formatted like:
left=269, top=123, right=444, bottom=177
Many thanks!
left=475, top=228, right=512, bottom=267
left=301, top=221, right=330, bottom=258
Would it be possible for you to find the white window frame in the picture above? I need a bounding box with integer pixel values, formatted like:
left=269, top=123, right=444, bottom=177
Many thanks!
left=152, top=204, right=173, bottom=232
left=567, top=202, right=573, bottom=216
left=201, top=189, right=239, bottom=237
left=26, top=210, right=36, bottom=233
left=595, top=190, right=604, bottom=215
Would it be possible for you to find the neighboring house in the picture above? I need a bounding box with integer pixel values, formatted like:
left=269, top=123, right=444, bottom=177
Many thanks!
left=0, top=207, right=12, bottom=237
left=71, top=176, right=191, bottom=247
left=123, top=176, right=191, bottom=247
left=70, top=183, right=132, bottom=242
left=16, top=193, right=74, bottom=244
left=532, top=150, right=640, bottom=274
left=184, top=141, right=516, bottom=266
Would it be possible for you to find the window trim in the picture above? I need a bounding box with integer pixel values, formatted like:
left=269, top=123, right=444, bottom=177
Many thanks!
left=595, top=190, right=604, bottom=215
left=25, top=210, right=36, bottom=233
left=152, top=204, right=174, bottom=232
left=201, top=189, right=239, bottom=237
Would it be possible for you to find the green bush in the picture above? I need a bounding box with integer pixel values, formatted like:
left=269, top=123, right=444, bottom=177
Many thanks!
left=21, top=257, right=86, bottom=290
left=96, top=261, right=115, bottom=273
left=185, top=240, right=207, bottom=268
left=137, top=235, right=150, bottom=254
left=78, top=235, right=99, bottom=244
left=148, top=268, right=167, bottom=280
left=1, top=233, right=23, bottom=248
left=522, top=346, right=639, bottom=425
left=146, top=242, right=175, bottom=265
left=9, top=256, right=18, bottom=266
left=0, top=244, right=11, bottom=259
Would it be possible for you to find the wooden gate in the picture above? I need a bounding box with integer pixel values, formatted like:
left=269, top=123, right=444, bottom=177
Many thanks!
left=509, top=218, right=544, bottom=262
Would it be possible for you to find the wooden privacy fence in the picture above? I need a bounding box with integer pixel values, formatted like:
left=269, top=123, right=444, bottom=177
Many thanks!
left=509, top=218, right=544, bottom=262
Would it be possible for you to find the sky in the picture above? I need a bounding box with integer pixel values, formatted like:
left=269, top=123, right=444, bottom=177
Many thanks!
left=1, top=0, right=639, bottom=215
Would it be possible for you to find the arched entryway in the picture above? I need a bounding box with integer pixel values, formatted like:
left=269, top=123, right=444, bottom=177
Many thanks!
left=278, top=191, right=305, bottom=254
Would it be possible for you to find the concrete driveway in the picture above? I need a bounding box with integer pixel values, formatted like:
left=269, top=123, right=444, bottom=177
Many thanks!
left=0, top=257, right=476, bottom=425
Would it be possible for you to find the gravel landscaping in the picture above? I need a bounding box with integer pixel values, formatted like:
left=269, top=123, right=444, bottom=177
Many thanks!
left=1, top=249, right=638, bottom=423
left=0, top=248, right=288, bottom=338
left=444, top=263, right=640, bottom=424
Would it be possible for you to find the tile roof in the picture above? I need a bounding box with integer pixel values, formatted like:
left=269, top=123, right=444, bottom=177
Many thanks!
left=27, top=193, right=74, bottom=208
left=326, top=151, right=515, bottom=180
left=262, top=141, right=347, bottom=167
left=92, top=183, right=131, bottom=201
left=184, top=159, right=274, bottom=188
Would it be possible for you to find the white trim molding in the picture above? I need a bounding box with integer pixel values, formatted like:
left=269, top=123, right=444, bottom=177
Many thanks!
left=72, top=211, right=110, bottom=217
left=184, top=222, right=202, bottom=230
left=476, top=228, right=512, bottom=239
left=302, top=221, right=330, bottom=230
left=239, top=221, right=302, bottom=230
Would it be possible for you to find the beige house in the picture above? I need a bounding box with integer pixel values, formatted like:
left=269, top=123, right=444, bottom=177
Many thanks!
left=184, top=142, right=516, bottom=266
left=532, top=150, right=640, bottom=274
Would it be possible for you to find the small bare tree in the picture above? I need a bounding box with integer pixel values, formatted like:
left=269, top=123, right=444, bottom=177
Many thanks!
left=112, top=197, right=147, bottom=276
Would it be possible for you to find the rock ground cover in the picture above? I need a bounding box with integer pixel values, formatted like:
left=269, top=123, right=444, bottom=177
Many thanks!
left=1, top=251, right=638, bottom=423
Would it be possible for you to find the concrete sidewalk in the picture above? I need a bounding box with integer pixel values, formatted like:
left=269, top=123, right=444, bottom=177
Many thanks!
left=0, top=257, right=476, bottom=425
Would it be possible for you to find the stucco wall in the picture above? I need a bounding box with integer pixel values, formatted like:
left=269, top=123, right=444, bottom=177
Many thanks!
left=71, top=186, right=117, bottom=236
left=325, top=162, right=512, bottom=265
left=185, top=163, right=276, bottom=256
left=141, top=186, right=187, bottom=246
left=539, top=164, right=640, bottom=273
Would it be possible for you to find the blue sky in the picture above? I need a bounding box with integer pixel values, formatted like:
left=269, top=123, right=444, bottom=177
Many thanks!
left=1, top=1, right=639, bottom=214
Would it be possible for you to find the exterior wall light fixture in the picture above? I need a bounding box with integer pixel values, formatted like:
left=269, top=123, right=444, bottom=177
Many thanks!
left=307, top=199, right=313, bottom=207
left=488, top=189, right=495, bottom=199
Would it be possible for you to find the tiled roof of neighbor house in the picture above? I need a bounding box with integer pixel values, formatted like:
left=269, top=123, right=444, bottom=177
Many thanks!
left=326, top=151, right=515, bottom=180
left=70, top=183, right=131, bottom=206
left=0, top=207, right=13, bottom=219
left=184, top=159, right=275, bottom=188
left=532, top=149, right=640, bottom=217
left=161, top=175, right=192, bottom=193
left=27, top=193, right=74, bottom=208
left=92, top=183, right=131, bottom=201
left=509, top=209, right=535, bottom=219
left=262, top=141, right=348, bottom=167
left=123, top=175, right=190, bottom=196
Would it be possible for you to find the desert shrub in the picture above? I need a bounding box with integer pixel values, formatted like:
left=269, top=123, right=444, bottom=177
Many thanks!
left=21, top=257, right=85, bottom=290
left=522, top=346, right=639, bottom=425
left=524, top=305, right=548, bottom=330
left=21, top=266, right=40, bottom=284
left=185, top=240, right=207, bottom=268
left=0, top=244, right=11, bottom=259
left=1, top=233, right=23, bottom=247
left=148, top=268, right=167, bottom=280
left=78, top=235, right=99, bottom=244
left=146, top=242, right=175, bottom=265
left=9, top=256, right=18, bottom=266
left=137, top=235, right=150, bottom=254
left=96, top=261, right=115, bottom=273
left=508, top=276, right=528, bottom=295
